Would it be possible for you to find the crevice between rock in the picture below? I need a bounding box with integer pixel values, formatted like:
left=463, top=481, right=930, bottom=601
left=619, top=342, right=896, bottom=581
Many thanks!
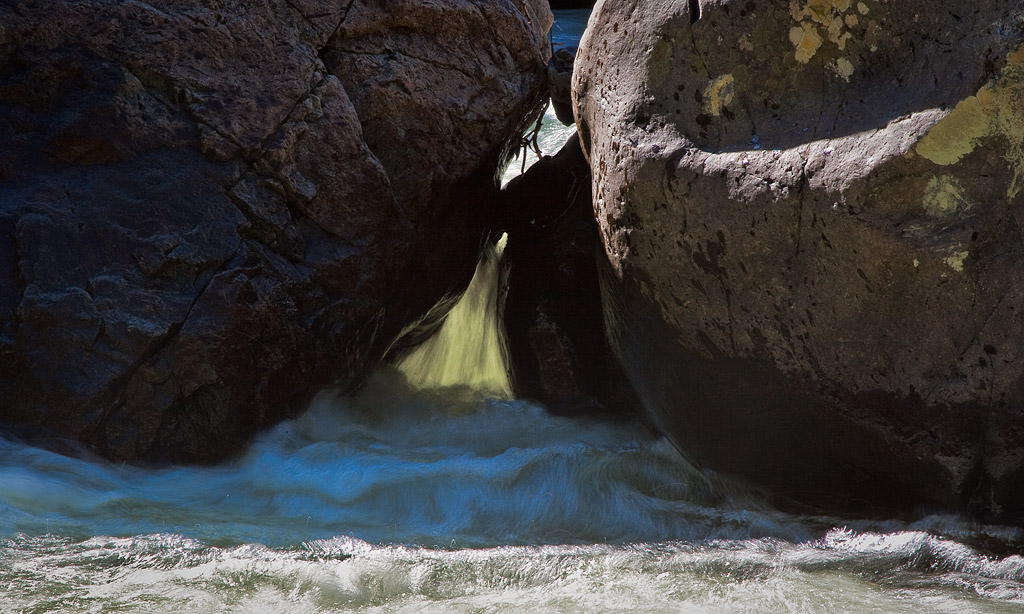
left=89, top=243, right=244, bottom=450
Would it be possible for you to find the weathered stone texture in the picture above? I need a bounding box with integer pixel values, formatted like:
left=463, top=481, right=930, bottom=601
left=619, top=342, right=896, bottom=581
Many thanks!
left=575, top=0, right=1024, bottom=522
left=0, top=0, right=551, bottom=462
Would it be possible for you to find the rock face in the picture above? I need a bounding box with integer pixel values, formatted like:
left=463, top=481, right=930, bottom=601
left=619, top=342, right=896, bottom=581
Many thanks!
left=501, top=134, right=640, bottom=418
left=548, top=47, right=578, bottom=126
left=575, top=0, right=1024, bottom=522
left=0, top=0, right=551, bottom=462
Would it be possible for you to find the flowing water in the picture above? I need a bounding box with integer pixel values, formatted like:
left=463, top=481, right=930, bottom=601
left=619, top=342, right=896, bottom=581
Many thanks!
left=499, top=8, right=585, bottom=187
left=395, top=236, right=512, bottom=400
left=3, top=381, right=1024, bottom=612
left=3, top=9, right=1024, bottom=613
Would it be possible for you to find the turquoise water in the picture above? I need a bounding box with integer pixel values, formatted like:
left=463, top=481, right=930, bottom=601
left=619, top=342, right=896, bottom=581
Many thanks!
left=2, top=380, right=1023, bottom=612
left=2, top=219, right=1022, bottom=612
left=3, top=375, right=1024, bottom=612
left=0, top=375, right=787, bottom=549
left=3, top=9, right=1024, bottom=613
left=548, top=8, right=592, bottom=49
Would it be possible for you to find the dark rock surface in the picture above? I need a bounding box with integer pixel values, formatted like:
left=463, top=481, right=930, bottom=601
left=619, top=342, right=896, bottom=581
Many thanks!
left=501, top=134, right=640, bottom=418
left=549, top=1, right=595, bottom=9
left=548, top=47, right=577, bottom=126
left=575, top=0, right=1024, bottom=522
left=0, top=0, right=551, bottom=462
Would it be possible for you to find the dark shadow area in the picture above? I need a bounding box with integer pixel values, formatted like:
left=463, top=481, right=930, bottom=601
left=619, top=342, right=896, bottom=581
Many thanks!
left=500, top=134, right=643, bottom=420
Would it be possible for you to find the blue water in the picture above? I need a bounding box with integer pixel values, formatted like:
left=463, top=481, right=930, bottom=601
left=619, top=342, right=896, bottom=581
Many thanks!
left=549, top=8, right=591, bottom=49
left=0, top=371, right=809, bottom=549
left=3, top=373, right=1024, bottom=612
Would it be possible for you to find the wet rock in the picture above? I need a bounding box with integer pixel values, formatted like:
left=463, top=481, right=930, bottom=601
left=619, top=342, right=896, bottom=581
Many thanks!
left=574, top=0, right=1024, bottom=522
left=0, top=0, right=551, bottom=462
left=501, top=134, right=640, bottom=418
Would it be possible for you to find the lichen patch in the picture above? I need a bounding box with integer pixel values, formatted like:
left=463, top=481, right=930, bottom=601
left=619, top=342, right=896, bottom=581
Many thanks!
left=915, top=44, right=1024, bottom=197
left=834, top=57, right=854, bottom=81
left=922, top=176, right=972, bottom=218
left=789, top=0, right=862, bottom=71
left=915, top=96, right=989, bottom=166
left=789, top=24, right=822, bottom=63
left=704, top=73, right=736, bottom=117
left=944, top=250, right=968, bottom=273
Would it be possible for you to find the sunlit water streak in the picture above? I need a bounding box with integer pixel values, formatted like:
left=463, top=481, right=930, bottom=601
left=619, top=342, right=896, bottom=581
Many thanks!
left=396, top=235, right=512, bottom=399
left=3, top=9, right=1024, bottom=613
left=3, top=527, right=1024, bottom=612
left=501, top=102, right=578, bottom=186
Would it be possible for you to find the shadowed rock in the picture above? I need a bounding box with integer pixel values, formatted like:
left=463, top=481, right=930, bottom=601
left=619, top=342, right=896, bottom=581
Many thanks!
left=501, top=134, right=641, bottom=419
left=548, top=47, right=577, bottom=126
left=0, top=0, right=551, bottom=462
left=549, top=1, right=596, bottom=8
left=575, top=0, right=1024, bottom=522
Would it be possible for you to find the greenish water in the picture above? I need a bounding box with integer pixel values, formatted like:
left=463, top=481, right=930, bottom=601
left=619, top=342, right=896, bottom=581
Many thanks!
left=3, top=9, right=1024, bottom=613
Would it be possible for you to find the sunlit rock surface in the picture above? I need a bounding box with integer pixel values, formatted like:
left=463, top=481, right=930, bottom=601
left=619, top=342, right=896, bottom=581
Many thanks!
left=0, top=0, right=551, bottom=462
left=575, top=0, right=1024, bottom=522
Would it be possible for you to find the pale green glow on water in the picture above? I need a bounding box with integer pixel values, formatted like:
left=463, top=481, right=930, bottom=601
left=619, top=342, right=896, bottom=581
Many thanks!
left=395, top=234, right=512, bottom=400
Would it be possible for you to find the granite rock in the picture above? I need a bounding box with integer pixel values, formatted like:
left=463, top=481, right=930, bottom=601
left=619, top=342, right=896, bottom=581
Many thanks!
left=574, top=0, right=1024, bottom=522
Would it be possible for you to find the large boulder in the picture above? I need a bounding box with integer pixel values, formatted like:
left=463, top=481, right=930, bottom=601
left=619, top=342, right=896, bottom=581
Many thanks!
left=0, top=0, right=551, bottom=462
left=548, top=47, right=578, bottom=126
left=575, top=0, right=1024, bottom=522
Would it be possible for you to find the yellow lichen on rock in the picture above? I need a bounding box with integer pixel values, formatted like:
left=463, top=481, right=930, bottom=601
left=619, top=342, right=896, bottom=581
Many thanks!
left=789, top=0, right=860, bottom=70
left=704, top=73, right=735, bottom=116
left=790, top=24, right=823, bottom=63
left=944, top=250, right=969, bottom=273
left=915, top=96, right=990, bottom=166
left=922, top=176, right=972, bottom=218
left=915, top=44, right=1024, bottom=197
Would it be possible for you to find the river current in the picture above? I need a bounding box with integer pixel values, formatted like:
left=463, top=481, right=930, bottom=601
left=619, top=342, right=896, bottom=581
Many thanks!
left=3, top=9, right=1024, bottom=613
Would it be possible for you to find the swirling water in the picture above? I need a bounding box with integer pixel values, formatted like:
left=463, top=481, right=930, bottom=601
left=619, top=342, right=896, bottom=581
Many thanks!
left=4, top=9, right=1024, bottom=613
left=2, top=382, right=1024, bottom=613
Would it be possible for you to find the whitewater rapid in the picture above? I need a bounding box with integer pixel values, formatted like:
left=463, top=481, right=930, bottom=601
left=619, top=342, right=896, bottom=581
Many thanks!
left=2, top=382, right=1023, bottom=612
